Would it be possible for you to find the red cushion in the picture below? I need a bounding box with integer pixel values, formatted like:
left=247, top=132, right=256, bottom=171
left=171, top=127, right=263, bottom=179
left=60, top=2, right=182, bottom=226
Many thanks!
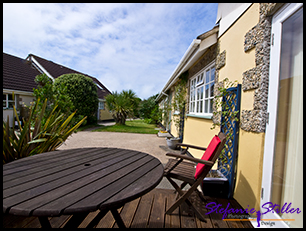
left=194, top=135, right=221, bottom=179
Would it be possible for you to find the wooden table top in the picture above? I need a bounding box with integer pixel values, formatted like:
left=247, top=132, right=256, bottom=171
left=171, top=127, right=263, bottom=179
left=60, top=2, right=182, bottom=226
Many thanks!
left=3, top=147, right=164, bottom=217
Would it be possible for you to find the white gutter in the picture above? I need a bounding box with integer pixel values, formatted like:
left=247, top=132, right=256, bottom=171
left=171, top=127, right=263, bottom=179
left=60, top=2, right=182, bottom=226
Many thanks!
left=28, top=55, right=54, bottom=81
left=156, top=39, right=201, bottom=102
left=3, top=89, right=34, bottom=96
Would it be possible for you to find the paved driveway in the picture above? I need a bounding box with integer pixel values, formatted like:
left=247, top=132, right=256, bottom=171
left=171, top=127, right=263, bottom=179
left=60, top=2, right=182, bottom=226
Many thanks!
left=58, top=130, right=173, bottom=165
left=58, top=130, right=181, bottom=189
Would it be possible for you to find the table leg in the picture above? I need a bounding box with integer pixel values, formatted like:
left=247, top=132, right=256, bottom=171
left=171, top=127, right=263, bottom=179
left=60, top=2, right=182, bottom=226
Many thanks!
left=110, top=208, right=126, bottom=228
left=63, top=213, right=89, bottom=228
left=38, top=217, right=52, bottom=228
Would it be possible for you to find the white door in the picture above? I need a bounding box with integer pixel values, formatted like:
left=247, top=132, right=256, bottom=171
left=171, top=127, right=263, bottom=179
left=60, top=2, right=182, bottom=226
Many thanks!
left=260, top=3, right=303, bottom=228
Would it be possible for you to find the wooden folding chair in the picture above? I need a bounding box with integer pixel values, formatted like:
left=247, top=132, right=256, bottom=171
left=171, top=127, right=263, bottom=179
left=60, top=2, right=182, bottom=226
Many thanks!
left=163, top=132, right=226, bottom=221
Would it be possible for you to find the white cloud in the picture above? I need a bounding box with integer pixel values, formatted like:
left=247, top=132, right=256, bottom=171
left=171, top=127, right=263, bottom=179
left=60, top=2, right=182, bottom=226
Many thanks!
left=3, top=3, right=218, bottom=99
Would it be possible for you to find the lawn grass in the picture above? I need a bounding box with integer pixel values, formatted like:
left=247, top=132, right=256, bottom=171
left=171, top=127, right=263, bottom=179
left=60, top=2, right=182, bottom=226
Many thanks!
left=92, top=119, right=159, bottom=134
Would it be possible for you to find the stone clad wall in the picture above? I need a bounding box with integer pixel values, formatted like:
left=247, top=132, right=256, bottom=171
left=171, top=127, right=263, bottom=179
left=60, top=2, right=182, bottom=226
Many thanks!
left=214, top=3, right=283, bottom=133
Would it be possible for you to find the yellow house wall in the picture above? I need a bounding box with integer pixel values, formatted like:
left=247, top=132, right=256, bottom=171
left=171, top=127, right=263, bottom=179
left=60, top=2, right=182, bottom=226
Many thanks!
left=183, top=117, right=217, bottom=159
left=170, top=115, right=179, bottom=138
left=217, top=3, right=264, bottom=210
left=99, top=109, right=113, bottom=121
left=183, top=116, right=219, bottom=169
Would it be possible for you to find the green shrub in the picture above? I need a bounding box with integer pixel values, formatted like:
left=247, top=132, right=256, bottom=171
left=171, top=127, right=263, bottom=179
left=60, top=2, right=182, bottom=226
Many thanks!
left=139, top=94, right=161, bottom=124
left=3, top=98, right=87, bottom=164
left=54, top=73, right=99, bottom=124
left=33, top=74, right=74, bottom=125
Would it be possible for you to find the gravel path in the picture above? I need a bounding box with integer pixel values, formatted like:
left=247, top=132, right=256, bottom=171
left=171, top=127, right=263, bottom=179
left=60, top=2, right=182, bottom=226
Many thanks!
left=58, top=129, right=182, bottom=189
left=58, top=130, right=173, bottom=165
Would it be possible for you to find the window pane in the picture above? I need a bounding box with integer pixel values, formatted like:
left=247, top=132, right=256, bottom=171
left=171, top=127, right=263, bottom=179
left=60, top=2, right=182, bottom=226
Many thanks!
left=191, top=79, right=195, bottom=89
left=204, top=100, right=208, bottom=113
left=3, top=94, right=6, bottom=100
left=200, top=86, right=204, bottom=99
left=205, top=84, right=209, bottom=99
left=8, top=94, right=13, bottom=100
left=197, top=101, right=199, bottom=113
left=200, top=100, right=203, bottom=113
left=3, top=101, right=7, bottom=108
left=8, top=102, right=14, bottom=109
left=270, top=7, right=303, bottom=228
left=210, top=99, right=214, bottom=113
left=206, top=69, right=210, bottom=83
left=211, top=67, right=215, bottom=81
left=210, top=82, right=214, bottom=97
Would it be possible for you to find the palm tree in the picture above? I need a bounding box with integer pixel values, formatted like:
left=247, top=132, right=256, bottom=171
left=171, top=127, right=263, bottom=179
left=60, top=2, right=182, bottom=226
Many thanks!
left=105, top=90, right=139, bottom=125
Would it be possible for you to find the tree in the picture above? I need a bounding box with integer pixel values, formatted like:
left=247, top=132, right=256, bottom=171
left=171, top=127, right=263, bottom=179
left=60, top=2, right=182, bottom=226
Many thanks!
left=105, top=90, right=138, bottom=125
left=139, top=94, right=161, bottom=124
left=53, top=73, right=99, bottom=124
left=33, top=74, right=74, bottom=125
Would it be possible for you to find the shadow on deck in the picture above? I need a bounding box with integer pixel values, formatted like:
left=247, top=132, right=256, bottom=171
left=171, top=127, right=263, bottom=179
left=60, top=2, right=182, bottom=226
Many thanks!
left=3, top=188, right=253, bottom=228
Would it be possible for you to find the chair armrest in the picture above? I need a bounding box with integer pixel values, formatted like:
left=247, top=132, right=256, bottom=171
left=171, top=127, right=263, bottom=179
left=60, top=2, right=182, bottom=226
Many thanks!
left=177, top=143, right=207, bottom=151
left=166, top=153, right=214, bottom=166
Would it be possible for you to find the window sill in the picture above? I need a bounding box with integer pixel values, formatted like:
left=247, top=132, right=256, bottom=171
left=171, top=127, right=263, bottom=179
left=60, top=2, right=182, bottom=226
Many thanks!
left=186, top=114, right=213, bottom=120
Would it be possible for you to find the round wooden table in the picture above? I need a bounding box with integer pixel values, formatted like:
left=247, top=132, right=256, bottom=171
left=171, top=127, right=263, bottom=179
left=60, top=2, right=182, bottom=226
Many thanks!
left=3, top=147, right=164, bottom=228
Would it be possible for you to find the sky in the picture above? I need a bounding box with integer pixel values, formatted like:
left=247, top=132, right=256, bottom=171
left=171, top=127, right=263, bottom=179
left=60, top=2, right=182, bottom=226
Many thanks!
left=3, top=3, right=218, bottom=100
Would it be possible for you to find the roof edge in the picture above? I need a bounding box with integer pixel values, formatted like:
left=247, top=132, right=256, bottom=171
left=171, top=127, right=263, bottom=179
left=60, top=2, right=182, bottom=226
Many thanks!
left=156, top=25, right=219, bottom=102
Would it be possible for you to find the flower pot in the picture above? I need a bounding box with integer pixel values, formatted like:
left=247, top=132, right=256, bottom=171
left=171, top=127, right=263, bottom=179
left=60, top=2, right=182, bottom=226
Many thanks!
left=201, top=169, right=229, bottom=198
left=166, top=137, right=181, bottom=150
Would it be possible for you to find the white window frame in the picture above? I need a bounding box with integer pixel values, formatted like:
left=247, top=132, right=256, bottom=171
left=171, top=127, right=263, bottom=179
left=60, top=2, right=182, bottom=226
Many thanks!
left=189, top=62, right=215, bottom=116
left=98, top=101, right=105, bottom=110
left=259, top=3, right=303, bottom=228
left=3, top=93, right=16, bottom=109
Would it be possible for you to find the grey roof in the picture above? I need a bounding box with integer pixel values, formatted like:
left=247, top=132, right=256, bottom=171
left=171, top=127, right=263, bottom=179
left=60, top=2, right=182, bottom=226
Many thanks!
left=3, top=52, right=111, bottom=99
left=3, top=52, right=41, bottom=92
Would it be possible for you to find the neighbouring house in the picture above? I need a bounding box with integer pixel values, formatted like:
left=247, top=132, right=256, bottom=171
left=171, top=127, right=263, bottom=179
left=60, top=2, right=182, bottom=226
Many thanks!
left=3, top=52, right=113, bottom=127
left=157, top=3, right=303, bottom=228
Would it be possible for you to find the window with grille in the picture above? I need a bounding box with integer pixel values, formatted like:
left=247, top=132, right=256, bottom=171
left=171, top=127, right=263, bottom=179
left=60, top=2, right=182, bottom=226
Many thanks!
left=3, top=94, right=16, bottom=109
left=189, top=62, right=215, bottom=116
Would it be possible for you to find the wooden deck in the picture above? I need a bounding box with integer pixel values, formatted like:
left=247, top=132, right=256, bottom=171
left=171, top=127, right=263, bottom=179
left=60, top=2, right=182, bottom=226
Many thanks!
left=3, top=188, right=253, bottom=228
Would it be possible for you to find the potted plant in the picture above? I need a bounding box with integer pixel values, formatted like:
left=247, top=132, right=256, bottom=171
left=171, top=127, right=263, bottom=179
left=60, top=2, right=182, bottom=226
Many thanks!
left=166, top=136, right=181, bottom=150
left=201, top=169, right=229, bottom=198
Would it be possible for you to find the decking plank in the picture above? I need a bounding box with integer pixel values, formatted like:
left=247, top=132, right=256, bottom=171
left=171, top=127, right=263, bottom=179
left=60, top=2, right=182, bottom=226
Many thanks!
left=180, top=201, right=198, bottom=228
left=217, top=197, right=245, bottom=228
left=113, top=197, right=140, bottom=228
left=148, top=189, right=166, bottom=228
left=200, top=196, right=230, bottom=228
left=3, top=188, right=253, bottom=229
left=165, top=189, right=181, bottom=228
left=190, top=194, right=214, bottom=228
left=130, top=192, right=154, bottom=228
